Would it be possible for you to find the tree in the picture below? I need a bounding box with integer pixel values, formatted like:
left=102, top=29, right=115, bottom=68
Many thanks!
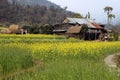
left=108, top=14, right=115, bottom=24
left=30, top=24, right=39, bottom=34
left=82, top=12, right=91, bottom=19
left=104, top=6, right=113, bottom=26
left=81, top=24, right=88, bottom=39
left=40, top=24, right=53, bottom=34
left=73, top=13, right=82, bottom=18
left=112, top=24, right=120, bottom=41
left=0, top=0, right=81, bottom=27
left=87, top=12, right=90, bottom=19
left=63, top=6, right=68, bottom=10
left=22, top=25, right=31, bottom=33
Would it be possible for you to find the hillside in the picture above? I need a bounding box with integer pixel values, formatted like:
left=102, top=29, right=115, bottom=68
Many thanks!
left=8, top=0, right=61, bottom=8
left=0, top=0, right=81, bottom=26
left=0, top=0, right=81, bottom=27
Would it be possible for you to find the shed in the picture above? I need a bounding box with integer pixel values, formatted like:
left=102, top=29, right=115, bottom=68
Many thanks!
left=54, top=17, right=106, bottom=40
left=63, top=17, right=103, bottom=29
left=64, top=17, right=105, bottom=40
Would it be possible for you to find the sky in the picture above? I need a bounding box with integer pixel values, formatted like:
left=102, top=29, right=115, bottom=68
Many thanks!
left=49, top=0, right=120, bottom=24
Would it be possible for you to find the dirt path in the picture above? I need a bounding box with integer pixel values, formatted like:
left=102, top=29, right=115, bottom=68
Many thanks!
left=104, top=53, right=120, bottom=68
left=104, top=54, right=117, bottom=68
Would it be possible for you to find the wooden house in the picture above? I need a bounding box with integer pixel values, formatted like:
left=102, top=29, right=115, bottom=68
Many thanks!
left=53, top=17, right=107, bottom=40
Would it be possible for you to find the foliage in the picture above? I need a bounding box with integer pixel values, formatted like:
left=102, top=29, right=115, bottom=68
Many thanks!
left=0, top=0, right=80, bottom=25
left=113, top=31, right=119, bottom=41
left=22, top=25, right=31, bottom=33
left=22, top=24, right=40, bottom=34
left=104, top=6, right=113, bottom=15
left=80, top=24, right=88, bottom=39
left=112, top=25, right=120, bottom=41
left=104, top=6, right=115, bottom=25
left=87, top=12, right=91, bottom=19
left=73, top=13, right=82, bottom=18
left=84, top=12, right=91, bottom=19
left=29, top=24, right=40, bottom=34
left=40, top=24, right=53, bottom=34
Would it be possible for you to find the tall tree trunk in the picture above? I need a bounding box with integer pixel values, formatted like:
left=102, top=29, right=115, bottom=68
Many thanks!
left=108, top=16, right=110, bottom=26
left=107, top=11, right=110, bottom=27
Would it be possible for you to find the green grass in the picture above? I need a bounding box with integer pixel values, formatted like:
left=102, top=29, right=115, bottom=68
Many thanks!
left=0, top=27, right=8, bottom=30
left=0, top=45, right=33, bottom=76
left=11, top=59, right=120, bottom=80
left=0, top=34, right=120, bottom=80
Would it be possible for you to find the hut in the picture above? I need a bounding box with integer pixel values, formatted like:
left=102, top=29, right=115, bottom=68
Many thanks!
left=64, top=18, right=104, bottom=40
left=9, top=24, right=20, bottom=33
left=9, top=24, right=27, bottom=34
left=53, top=17, right=107, bottom=40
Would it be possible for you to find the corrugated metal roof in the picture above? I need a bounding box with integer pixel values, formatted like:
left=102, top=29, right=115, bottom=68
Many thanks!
left=66, top=17, right=102, bottom=29
left=67, top=18, right=88, bottom=24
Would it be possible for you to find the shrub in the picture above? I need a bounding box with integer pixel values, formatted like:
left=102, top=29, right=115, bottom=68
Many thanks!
left=40, top=24, right=53, bottom=34
left=112, top=25, right=120, bottom=41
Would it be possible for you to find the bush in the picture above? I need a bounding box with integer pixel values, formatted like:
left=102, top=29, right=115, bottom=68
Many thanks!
left=40, top=24, right=53, bottom=34
left=113, top=31, right=119, bottom=41
left=112, top=24, right=120, bottom=41
left=30, top=24, right=40, bottom=34
left=22, top=24, right=39, bottom=34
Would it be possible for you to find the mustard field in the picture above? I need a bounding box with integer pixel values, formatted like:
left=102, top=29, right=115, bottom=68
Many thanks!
left=0, top=34, right=120, bottom=80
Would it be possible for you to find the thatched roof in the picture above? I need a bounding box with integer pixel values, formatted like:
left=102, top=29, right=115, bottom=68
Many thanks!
left=9, top=24, right=20, bottom=33
left=66, top=25, right=82, bottom=33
